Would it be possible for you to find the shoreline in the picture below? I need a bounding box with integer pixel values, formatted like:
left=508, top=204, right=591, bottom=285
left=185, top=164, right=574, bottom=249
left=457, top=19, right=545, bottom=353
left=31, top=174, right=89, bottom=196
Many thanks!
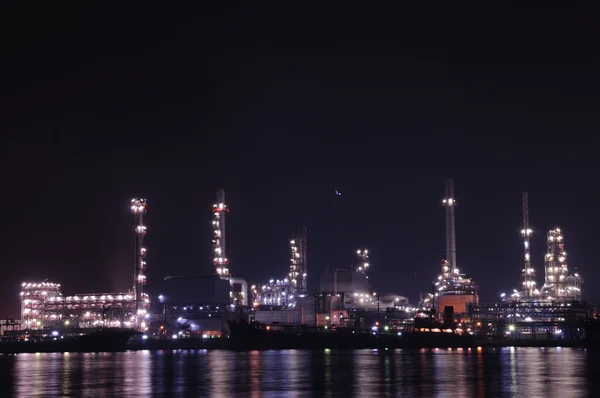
left=2, top=330, right=594, bottom=354
left=0, top=340, right=588, bottom=354
left=123, top=338, right=588, bottom=352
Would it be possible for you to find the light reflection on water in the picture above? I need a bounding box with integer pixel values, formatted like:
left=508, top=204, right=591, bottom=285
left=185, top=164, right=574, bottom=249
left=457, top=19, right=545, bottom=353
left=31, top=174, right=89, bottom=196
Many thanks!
left=0, top=347, right=599, bottom=397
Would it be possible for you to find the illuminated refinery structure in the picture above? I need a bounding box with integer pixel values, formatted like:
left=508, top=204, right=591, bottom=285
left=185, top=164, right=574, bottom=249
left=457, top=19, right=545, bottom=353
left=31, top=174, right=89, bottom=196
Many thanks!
left=504, top=194, right=584, bottom=303
left=213, top=189, right=230, bottom=279
left=520, top=192, right=537, bottom=297
left=20, top=282, right=141, bottom=329
left=211, top=189, right=248, bottom=306
left=540, top=228, right=584, bottom=300
left=253, top=279, right=295, bottom=308
left=230, top=276, right=248, bottom=307
left=289, top=227, right=308, bottom=294
left=317, top=249, right=384, bottom=310
left=254, top=244, right=412, bottom=327
left=420, top=179, right=478, bottom=318
left=158, top=188, right=248, bottom=328
left=19, top=199, right=151, bottom=331
left=472, top=225, right=589, bottom=339
left=543, top=228, right=567, bottom=296
left=252, top=227, right=308, bottom=308
left=20, top=282, right=61, bottom=329
left=355, top=249, right=369, bottom=275
left=15, top=180, right=596, bottom=340
left=473, top=197, right=590, bottom=337
left=442, top=179, right=458, bottom=273
left=131, top=198, right=149, bottom=325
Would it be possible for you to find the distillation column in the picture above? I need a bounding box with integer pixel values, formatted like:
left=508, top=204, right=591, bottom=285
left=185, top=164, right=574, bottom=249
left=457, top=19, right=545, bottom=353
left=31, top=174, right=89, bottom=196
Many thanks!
left=521, top=192, right=536, bottom=296
left=442, top=179, right=457, bottom=273
left=130, top=198, right=148, bottom=325
left=544, top=228, right=569, bottom=298
left=213, top=189, right=230, bottom=279
left=289, top=226, right=308, bottom=294
left=355, top=249, right=369, bottom=275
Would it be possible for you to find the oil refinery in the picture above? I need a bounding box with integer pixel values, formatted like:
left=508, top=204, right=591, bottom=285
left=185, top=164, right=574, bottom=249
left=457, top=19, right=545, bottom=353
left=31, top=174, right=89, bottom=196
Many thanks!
left=15, top=198, right=151, bottom=337
left=2, top=181, right=598, bottom=348
left=251, top=226, right=308, bottom=309
left=470, top=192, right=590, bottom=341
left=417, top=179, right=479, bottom=320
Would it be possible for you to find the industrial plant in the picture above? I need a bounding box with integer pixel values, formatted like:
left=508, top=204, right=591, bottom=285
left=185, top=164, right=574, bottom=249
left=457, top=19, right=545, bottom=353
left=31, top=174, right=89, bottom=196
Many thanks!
left=2, top=180, right=598, bottom=346
left=251, top=226, right=308, bottom=309
left=417, top=179, right=479, bottom=320
left=156, top=189, right=249, bottom=339
left=469, top=192, right=589, bottom=340
left=14, top=198, right=151, bottom=338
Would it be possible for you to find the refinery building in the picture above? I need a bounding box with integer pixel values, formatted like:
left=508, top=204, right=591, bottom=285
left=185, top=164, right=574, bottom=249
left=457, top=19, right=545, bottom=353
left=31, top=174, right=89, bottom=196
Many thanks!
left=17, top=198, right=151, bottom=335
left=4, top=181, right=598, bottom=343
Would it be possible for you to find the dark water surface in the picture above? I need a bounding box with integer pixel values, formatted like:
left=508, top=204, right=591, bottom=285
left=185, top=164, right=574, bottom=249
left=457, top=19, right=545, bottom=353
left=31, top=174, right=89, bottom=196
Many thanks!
left=1, top=347, right=599, bottom=397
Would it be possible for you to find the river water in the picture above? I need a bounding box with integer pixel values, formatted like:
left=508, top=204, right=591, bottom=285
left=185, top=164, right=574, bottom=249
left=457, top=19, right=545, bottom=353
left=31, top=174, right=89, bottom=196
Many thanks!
left=1, top=347, right=598, bottom=397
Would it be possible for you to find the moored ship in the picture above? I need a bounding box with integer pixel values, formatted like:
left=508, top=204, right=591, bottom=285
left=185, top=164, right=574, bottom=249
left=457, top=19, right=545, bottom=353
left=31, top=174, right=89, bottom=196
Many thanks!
left=226, top=320, right=475, bottom=351
left=0, top=328, right=140, bottom=354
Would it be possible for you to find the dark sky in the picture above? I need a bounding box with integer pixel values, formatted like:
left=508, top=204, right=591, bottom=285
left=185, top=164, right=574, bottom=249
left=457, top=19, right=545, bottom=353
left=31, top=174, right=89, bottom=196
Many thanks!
left=1, top=5, right=599, bottom=317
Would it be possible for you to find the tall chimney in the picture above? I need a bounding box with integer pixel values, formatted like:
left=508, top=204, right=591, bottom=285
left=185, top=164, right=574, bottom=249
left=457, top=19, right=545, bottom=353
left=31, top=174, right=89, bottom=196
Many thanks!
left=213, top=188, right=230, bottom=278
left=442, top=179, right=457, bottom=272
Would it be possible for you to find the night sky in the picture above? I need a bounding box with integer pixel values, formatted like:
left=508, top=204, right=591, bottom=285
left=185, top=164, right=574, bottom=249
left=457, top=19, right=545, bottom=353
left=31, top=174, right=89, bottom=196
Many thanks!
left=1, top=5, right=599, bottom=318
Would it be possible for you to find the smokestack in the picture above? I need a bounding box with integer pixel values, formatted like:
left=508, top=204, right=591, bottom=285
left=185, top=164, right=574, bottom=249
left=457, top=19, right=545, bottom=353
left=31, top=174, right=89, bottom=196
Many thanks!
left=216, top=188, right=226, bottom=257
left=442, top=179, right=457, bottom=272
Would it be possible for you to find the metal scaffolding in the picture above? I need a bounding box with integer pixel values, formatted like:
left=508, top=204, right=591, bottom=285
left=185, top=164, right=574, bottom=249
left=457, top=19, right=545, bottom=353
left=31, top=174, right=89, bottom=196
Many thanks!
left=355, top=249, right=369, bottom=275
left=131, top=198, right=148, bottom=326
left=212, top=189, right=230, bottom=279
left=520, top=192, right=536, bottom=296
left=469, top=300, right=594, bottom=322
left=289, top=226, right=308, bottom=294
left=20, top=282, right=141, bottom=330
left=538, top=227, right=584, bottom=300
